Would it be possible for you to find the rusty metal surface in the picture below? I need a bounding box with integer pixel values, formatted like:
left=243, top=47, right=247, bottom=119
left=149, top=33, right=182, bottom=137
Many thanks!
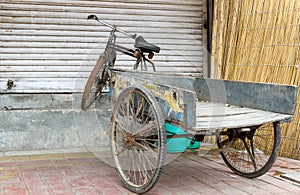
left=111, top=70, right=297, bottom=132
left=111, top=70, right=197, bottom=127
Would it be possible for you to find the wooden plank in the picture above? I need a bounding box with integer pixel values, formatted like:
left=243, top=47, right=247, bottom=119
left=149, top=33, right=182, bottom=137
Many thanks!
left=195, top=102, right=292, bottom=130
left=195, top=78, right=298, bottom=115
left=196, top=102, right=256, bottom=116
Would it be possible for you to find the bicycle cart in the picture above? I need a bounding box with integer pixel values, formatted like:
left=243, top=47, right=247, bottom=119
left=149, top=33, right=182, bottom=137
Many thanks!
left=82, top=15, right=298, bottom=194
left=109, top=70, right=297, bottom=193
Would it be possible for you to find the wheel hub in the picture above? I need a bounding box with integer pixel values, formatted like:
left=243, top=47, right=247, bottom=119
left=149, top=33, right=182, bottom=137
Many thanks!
left=123, top=133, right=135, bottom=150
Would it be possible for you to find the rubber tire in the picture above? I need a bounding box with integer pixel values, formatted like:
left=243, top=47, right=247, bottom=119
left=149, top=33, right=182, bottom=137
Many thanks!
left=217, top=122, right=281, bottom=178
left=110, top=86, right=166, bottom=194
left=81, top=56, right=106, bottom=111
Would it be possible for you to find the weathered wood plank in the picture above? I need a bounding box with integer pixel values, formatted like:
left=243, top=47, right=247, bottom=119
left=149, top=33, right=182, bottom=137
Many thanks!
left=195, top=102, right=293, bottom=130
left=195, top=78, right=298, bottom=115
left=196, top=102, right=256, bottom=116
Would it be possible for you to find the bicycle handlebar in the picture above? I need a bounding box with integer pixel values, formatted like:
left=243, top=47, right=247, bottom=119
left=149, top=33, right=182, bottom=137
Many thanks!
left=87, top=15, right=137, bottom=39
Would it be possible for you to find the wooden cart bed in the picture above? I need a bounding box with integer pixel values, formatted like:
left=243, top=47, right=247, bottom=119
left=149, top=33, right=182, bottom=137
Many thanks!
left=194, top=102, right=292, bottom=130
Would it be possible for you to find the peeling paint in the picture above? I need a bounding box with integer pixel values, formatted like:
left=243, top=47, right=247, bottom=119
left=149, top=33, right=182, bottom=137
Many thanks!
left=114, top=73, right=183, bottom=113
left=162, top=92, right=182, bottom=112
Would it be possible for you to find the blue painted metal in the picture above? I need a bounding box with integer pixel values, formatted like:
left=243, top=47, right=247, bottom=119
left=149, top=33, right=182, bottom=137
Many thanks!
left=112, top=70, right=197, bottom=127
left=195, top=78, right=298, bottom=115
left=112, top=70, right=298, bottom=130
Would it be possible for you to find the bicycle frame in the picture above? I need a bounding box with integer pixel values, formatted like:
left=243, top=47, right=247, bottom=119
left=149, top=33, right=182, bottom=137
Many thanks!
left=89, top=14, right=156, bottom=71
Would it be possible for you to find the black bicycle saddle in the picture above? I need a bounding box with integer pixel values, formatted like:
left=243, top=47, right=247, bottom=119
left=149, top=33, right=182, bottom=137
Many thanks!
left=134, top=36, right=160, bottom=53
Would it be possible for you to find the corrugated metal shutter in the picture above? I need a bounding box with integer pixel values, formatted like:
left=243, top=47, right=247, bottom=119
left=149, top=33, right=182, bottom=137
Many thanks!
left=0, top=0, right=205, bottom=93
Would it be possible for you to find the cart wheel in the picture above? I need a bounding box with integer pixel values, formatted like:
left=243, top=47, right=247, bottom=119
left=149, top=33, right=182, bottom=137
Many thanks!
left=110, top=86, right=166, bottom=194
left=217, top=122, right=281, bottom=178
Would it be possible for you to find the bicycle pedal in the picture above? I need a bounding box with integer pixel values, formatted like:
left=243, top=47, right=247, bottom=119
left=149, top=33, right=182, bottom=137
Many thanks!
left=148, top=53, right=154, bottom=59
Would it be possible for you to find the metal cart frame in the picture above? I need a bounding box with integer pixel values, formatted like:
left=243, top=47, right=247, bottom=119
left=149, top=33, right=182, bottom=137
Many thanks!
left=108, top=69, right=298, bottom=194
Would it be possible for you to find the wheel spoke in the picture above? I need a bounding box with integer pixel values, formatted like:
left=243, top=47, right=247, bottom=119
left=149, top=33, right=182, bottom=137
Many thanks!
left=134, top=97, right=145, bottom=119
left=241, top=137, right=257, bottom=170
left=110, top=87, right=165, bottom=193
left=217, top=123, right=280, bottom=178
left=133, top=122, right=156, bottom=136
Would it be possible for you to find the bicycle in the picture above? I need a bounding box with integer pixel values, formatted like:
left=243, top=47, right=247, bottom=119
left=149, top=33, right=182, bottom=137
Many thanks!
left=81, top=14, right=160, bottom=111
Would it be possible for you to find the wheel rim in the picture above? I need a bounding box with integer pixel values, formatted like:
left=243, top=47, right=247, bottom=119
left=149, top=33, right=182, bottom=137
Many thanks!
left=85, top=77, right=106, bottom=107
left=218, top=123, right=280, bottom=175
left=111, top=88, right=163, bottom=188
left=86, top=78, right=105, bottom=104
left=82, top=66, right=108, bottom=110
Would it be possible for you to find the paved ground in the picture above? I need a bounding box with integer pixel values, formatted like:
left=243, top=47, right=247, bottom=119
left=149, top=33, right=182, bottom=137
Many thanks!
left=0, top=151, right=300, bottom=195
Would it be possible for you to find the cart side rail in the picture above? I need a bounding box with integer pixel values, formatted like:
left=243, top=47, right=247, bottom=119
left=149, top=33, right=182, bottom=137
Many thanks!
left=112, top=70, right=198, bottom=126
left=195, top=78, right=298, bottom=115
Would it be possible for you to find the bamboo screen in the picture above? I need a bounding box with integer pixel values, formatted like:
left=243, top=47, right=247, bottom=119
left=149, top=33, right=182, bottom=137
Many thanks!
left=212, top=0, right=300, bottom=159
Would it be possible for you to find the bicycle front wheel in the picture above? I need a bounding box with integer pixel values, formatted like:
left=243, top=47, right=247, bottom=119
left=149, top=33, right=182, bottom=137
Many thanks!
left=81, top=56, right=107, bottom=111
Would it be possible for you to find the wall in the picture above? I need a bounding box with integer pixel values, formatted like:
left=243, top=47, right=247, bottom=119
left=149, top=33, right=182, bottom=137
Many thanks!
left=0, top=94, right=111, bottom=155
